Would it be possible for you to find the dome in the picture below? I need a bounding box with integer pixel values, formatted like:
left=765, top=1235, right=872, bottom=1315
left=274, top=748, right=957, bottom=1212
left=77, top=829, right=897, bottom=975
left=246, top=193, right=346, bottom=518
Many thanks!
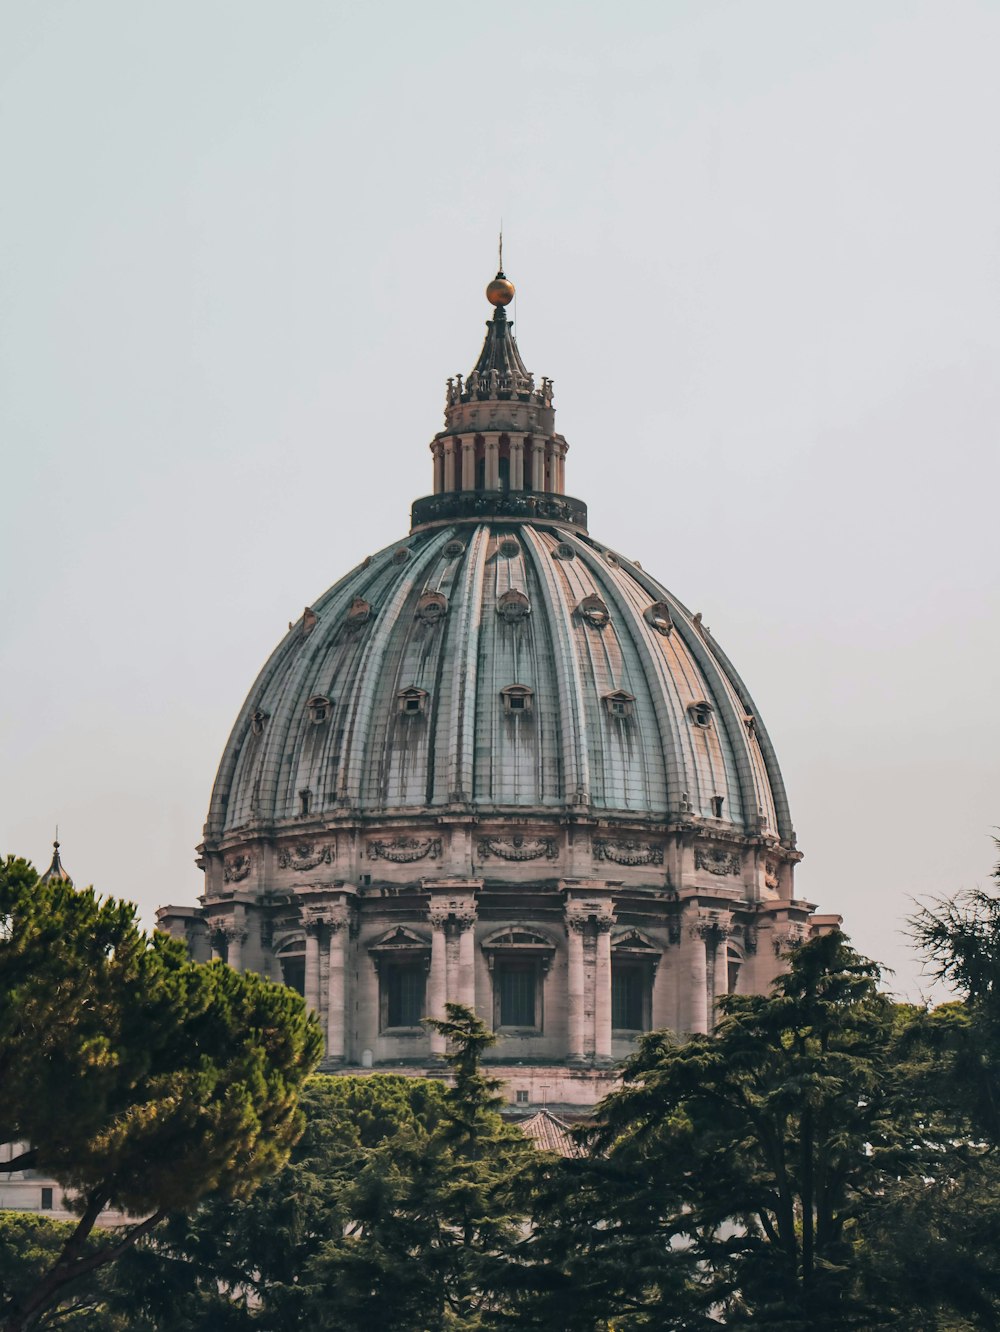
left=207, top=525, right=791, bottom=841
left=160, top=263, right=833, bottom=1109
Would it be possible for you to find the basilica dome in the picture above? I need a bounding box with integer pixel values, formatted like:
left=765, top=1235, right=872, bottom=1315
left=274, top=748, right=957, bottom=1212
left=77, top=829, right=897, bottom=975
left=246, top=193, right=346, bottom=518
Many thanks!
left=160, top=266, right=833, bottom=1108
left=207, top=514, right=790, bottom=842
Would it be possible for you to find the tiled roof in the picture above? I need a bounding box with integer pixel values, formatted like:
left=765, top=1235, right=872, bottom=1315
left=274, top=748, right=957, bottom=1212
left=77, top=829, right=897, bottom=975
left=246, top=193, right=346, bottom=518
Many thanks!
left=518, top=1109, right=582, bottom=1158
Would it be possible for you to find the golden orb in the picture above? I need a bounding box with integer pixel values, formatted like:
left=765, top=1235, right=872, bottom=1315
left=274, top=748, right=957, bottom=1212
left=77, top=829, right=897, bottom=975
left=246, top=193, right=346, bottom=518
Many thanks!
left=486, top=274, right=515, bottom=307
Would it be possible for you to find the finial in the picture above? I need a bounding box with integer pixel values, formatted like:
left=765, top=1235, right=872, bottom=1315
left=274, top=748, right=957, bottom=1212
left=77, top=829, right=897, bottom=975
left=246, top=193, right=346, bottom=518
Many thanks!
left=486, top=224, right=515, bottom=308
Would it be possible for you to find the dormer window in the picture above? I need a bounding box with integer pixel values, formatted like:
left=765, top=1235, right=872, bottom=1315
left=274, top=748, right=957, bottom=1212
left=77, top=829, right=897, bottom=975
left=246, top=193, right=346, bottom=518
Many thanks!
left=307, top=694, right=331, bottom=725
left=501, top=684, right=534, bottom=715
left=497, top=589, right=531, bottom=623
left=444, top=539, right=465, bottom=557
left=398, top=687, right=429, bottom=717
left=603, top=689, right=636, bottom=719
left=553, top=542, right=576, bottom=561
left=392, top=548, right=412, bottom=566
left=644, top=602, right=673, bottom=636
left=498, top=537, right=521, bottom=558
left=299, top=788, right=313, bottom=816
left=415, top=592, right=448, bottom=624
left=689, top=701, right=713, bottom=728
left=711, top=795, right=725, bottom=819
left=577, top=594, right=610, bottom=628
left=250, top=709, right=269, bottom=737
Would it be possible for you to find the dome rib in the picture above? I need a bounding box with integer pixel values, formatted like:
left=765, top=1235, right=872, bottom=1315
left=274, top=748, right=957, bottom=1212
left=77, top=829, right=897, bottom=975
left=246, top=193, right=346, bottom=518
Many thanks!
left=522, top=525, right=592, bottom=807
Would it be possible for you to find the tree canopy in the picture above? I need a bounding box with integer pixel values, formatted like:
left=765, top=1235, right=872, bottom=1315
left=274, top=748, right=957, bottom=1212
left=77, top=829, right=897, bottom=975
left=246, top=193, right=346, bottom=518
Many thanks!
left=0, top=855, right=322, bottom=1332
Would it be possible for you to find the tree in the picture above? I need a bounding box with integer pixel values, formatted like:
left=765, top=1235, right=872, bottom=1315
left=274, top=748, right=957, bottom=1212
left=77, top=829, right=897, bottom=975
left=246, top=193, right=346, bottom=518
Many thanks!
left=514, top=932, right=927, bottom=1330
left=0, top=855, right=322, bottom=1332
left=62, top=1006, right=538, bottom=1330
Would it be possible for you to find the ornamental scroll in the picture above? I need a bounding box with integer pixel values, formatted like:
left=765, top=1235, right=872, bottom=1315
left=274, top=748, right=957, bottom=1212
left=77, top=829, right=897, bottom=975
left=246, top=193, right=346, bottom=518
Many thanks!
left=478, top=836, right=557, bottom=862
left=694, top=848, right=741, bottom=877
left=593, top=838, right=664, bottom=867
left=278, top=843, right=333, bottom=872
left=367, top=836, right=441, bottom=864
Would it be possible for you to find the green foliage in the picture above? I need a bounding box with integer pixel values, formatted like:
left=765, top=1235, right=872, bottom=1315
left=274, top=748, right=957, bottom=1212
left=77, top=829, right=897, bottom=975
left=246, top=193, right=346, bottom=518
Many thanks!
left=80, top=1009, right=537, bottom=1330
left=512, top=932, right=928, bottom=1329
left=0, top=855, right=322, bottom=1331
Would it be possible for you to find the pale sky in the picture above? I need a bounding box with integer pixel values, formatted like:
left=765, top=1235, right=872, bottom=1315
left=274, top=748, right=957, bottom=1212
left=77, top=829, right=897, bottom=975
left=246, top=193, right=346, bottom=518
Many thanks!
left=2, top=0, right=998, bottom=999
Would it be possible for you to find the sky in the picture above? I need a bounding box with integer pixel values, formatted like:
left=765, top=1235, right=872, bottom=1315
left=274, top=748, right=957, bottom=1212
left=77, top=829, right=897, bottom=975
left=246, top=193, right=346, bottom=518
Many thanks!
left=2, top=0, right=998, bottom=1000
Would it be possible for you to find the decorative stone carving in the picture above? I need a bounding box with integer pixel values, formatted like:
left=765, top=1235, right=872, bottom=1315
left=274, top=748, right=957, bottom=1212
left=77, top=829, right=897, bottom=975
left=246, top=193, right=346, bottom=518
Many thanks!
left=428, top=899, right=477, bottom=930
left=764, top=859, right=780, bottom=891
left=368, top=836, right=441, bottom=863
left=565, top=901, right=616, bottom=933
left=221, top=923, right=248, bottom=944
left=496, top=588, right=531, bottom=623
left=690, top=909, right=732, bottom=941
left=223, top=854, right=253, bottom=883
left=345, top=597, right=372, bottom=630
left=278, top=843, right=333, bottom=872
left=478, top=835, right=557, bottom=861
left=250, top=710, right=268, bottom=737
left=593, top=837, right=663, bottom=866
left=695, top=847, right=741, bottom=876
left=772, top=923, right=809, bottom=955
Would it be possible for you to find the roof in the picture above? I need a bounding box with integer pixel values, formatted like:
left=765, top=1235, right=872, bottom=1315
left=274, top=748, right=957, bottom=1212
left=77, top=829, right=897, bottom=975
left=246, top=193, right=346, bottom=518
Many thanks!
left=205, top=523, right=791, bottom=840
left=38, top=840, right=73, bottom=886
left=518, top=1109, right=582, bottom=1157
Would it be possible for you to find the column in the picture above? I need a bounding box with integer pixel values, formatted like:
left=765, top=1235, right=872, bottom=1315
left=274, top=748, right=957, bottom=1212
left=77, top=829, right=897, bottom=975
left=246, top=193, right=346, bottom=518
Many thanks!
left=208, top=918, right=224, bottom=963
left=432, top=443, right=444, bottom=495
left=326, top=912, right=348, bottom=1062
left=555, top=443, right=566, bottom=493
left=461, top=438, right=476, bottom=491
left=443, top=438, right=456, bottom=492
left=687, top=917, right=709, bottom=1035
left=428, top=914, right=447, bottom=1056
left=531, top=438, right=545, bottom=491
left=484, top=433, right=500, bottom=490
left=566, top=914, right=586, bottom=1063
left=546, top=440, right=559, bottom=493
left=594, top=919, right=613, bottom=1062
left=304, top=921, right=321, bottom=1016
left=225, top=926, right=247, bottom=973
left=509, top=435, right=524, bottom=490
left=456, top=910, right=477, bottom=1012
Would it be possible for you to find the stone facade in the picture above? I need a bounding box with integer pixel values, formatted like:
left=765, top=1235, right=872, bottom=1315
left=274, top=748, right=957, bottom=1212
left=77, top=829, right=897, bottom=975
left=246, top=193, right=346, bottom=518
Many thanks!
left=157, top=267, right=840, bottom=1108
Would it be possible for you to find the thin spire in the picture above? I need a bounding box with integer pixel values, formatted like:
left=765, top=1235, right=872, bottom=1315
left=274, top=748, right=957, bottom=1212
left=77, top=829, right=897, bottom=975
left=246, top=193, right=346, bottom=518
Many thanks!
left=498, top=222, right=503, bottom=274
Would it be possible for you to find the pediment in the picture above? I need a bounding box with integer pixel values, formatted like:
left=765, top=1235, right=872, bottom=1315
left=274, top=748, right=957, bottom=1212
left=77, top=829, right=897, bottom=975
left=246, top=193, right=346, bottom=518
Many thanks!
left=368, top=925, right=430, bottom=952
